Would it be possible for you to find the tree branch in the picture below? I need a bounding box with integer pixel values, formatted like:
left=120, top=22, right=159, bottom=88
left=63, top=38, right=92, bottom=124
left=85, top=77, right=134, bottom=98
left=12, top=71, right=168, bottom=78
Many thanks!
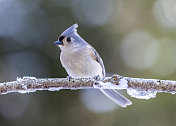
left=0, top=74, right=176, bottom=99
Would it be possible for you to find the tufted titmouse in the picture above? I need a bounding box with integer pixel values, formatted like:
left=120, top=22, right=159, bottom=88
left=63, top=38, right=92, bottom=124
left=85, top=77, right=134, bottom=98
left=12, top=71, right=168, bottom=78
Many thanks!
left=54, top=24, right=132, bottom=107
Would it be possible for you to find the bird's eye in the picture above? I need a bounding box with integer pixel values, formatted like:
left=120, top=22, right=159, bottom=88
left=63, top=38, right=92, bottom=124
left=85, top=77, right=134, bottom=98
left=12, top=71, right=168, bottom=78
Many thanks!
left=67, top=37, right=71, bottom=42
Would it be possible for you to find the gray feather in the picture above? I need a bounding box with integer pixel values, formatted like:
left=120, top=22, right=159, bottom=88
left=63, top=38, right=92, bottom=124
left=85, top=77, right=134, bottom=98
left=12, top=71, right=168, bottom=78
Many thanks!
left=89, top=46, right=106, bottom=77
left=100, top=89, right=132, bottom=107
left=61, top=24, right=78, bottom=37
left=89, top=46, right=132, bottom=107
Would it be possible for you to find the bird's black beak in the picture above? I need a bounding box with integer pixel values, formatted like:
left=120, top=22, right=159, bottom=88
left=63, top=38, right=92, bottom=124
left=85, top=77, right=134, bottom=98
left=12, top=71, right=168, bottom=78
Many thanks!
left=54, top=41, right=63, bottom=45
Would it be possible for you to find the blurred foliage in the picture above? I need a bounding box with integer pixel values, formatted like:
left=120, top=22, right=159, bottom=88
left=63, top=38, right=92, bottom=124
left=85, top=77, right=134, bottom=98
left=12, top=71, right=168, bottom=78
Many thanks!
left=0, top=0, right=176, bottom=126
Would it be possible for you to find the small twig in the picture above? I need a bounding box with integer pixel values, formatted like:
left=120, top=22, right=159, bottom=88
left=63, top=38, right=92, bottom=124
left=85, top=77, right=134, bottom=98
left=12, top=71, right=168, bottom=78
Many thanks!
left=0, top=74, right=176, bottom=99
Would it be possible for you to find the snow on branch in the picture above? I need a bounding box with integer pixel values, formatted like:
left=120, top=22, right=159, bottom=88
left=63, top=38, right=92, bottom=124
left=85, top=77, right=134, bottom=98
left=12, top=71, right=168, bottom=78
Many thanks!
left=0, top=74, right=176, bottom=99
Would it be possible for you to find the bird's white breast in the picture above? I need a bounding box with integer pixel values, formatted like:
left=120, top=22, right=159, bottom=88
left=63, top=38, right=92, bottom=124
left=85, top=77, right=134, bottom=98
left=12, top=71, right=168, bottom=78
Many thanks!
left=60, top=49, right=103, bottom=78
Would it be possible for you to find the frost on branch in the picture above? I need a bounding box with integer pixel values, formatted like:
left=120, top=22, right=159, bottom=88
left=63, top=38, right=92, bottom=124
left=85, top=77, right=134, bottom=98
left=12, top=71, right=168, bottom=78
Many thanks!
left=125, top=77, right=176, bottom=99
left=127, top=88, right=157, bottom=99
left=0, top=75, right=176, bottom=100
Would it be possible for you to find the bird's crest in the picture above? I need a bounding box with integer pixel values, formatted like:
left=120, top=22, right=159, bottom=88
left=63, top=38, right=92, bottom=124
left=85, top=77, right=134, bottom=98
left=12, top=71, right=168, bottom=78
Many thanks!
left=61, top=23, right=78, bottom=36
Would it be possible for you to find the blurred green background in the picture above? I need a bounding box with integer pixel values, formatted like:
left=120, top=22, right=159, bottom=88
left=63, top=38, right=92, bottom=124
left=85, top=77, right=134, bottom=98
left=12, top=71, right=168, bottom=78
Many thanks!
left=0, top=0, right=176, bottom=126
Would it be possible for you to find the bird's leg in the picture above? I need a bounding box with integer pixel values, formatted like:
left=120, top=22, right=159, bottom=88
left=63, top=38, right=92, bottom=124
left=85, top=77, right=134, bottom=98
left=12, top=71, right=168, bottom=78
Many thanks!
left=66, top=76, right=72, bottom=81
left=93, top=75, right=101, bottom=81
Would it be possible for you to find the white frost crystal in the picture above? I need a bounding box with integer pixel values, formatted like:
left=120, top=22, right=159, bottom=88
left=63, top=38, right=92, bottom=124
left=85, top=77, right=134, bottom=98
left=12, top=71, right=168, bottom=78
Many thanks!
left=127, top=88, right=157, bottom=99
left=93, top=78, right=128, bottom=89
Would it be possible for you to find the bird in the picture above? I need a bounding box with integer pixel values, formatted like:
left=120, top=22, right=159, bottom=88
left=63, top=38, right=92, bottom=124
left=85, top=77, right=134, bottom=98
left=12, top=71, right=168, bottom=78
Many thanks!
left=54, top=24, right=132, bottom=107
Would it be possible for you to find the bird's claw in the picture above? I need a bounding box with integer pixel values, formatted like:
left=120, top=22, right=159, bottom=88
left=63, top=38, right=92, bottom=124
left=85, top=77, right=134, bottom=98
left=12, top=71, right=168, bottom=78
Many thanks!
left=94, top=75, right=101, bottom=80
left=67, top=76, right=72, bottom=81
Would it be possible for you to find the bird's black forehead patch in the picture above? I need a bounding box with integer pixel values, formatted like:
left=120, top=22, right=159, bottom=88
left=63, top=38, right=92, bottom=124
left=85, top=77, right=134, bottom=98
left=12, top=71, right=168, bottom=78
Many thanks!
left=59, top=36, right=65, bottom=41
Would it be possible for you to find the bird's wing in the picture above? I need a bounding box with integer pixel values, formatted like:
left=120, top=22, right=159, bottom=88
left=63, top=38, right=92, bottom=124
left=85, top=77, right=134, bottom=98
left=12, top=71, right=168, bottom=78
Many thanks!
left=88, top=45, right=106, bottom=77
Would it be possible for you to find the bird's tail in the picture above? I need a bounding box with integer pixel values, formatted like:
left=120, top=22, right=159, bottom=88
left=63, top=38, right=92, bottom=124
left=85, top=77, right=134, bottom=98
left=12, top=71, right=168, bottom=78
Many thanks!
left=100, top=89, right=132, bottom=107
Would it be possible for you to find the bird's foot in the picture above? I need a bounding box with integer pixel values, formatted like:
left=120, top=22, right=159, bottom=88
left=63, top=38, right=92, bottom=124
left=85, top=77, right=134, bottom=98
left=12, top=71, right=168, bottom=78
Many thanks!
left=93, top=75, right=101, bottom=80
left=67, top=76, right=72, bottom=81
